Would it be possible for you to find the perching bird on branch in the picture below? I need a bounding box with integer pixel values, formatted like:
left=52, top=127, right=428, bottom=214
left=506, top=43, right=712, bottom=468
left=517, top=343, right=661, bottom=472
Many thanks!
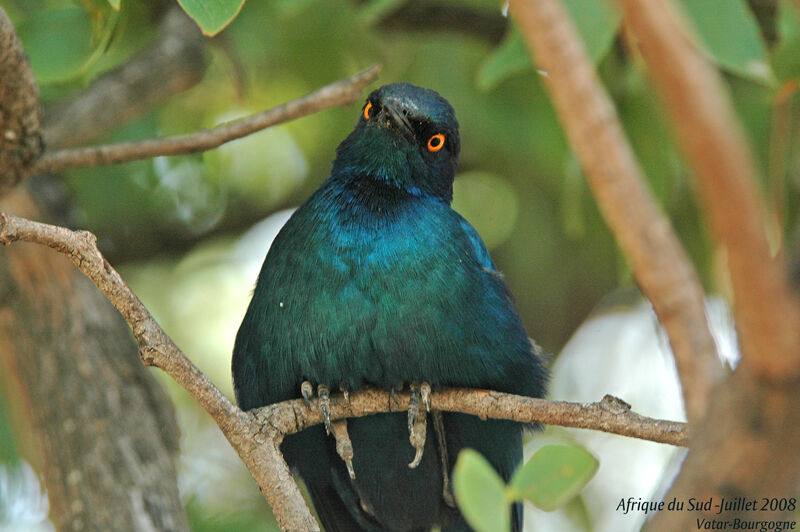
left=232, top=82, right=547, bottom=531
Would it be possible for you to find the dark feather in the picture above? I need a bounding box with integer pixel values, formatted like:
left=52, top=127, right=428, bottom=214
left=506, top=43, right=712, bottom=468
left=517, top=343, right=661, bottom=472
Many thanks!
left=233, top=83, right=547, bottom=531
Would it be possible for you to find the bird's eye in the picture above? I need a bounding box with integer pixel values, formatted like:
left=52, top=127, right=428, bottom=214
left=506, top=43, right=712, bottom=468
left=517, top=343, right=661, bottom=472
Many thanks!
left=427, top=133, right=445, bottom=152
left=363, top=101, right=373, bottom=120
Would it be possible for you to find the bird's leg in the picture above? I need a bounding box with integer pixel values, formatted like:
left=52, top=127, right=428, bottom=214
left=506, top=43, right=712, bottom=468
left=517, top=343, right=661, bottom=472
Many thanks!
left=421, top=381, right=431, bottom=412
left=339, top=381, right=350, bottom=403
left=303, top=381, right=355, bottom=477
left=301, top=380, right=314, bottom=409
left=317, top=384, right=332, bottom=435
left=390, top=384, right=401, bottom=406
left=432, top=410, right=456, bottom=508
left=407, top=382, right=430, bottom=468
left=331, top=419, right=356, bottom=479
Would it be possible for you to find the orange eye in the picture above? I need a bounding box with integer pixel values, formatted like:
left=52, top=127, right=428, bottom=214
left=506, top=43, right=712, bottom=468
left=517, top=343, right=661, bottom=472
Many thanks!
left=363, top=101, right=373, bottom=120
left=427, top=133, right=445, bottom=152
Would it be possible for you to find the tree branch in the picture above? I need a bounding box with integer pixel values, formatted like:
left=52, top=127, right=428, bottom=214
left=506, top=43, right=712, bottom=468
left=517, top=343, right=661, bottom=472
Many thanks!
left=621, top=0, right=800, bottom=382
left=616, top=0, right=800, bottom=528
left=0, top=7, right=43, bottom=196
left=43, top=6, right=207, bottom=151
left=0, top=211, right=689, bottom=530
left=0, top=211, right=320, bottom=531
left=256, top=390, right=687, bottom=448
left=506, top=0, right=721, bottom=426
left=32, top=64, right=382, bottom=175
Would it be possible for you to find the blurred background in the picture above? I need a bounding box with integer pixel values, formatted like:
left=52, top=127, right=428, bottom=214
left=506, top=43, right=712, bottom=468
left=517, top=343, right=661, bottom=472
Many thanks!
left=0, top=0, right=797, bottom=530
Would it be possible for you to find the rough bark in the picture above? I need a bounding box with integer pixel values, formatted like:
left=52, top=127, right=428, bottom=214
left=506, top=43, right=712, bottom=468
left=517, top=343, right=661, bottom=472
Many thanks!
left=617, top=0, right=800, bottom=528
left=0, top=6, right=206, bottom=531
left=0, top=189, right=189, bottom=532
left=0, top=7, right=43, bottom=196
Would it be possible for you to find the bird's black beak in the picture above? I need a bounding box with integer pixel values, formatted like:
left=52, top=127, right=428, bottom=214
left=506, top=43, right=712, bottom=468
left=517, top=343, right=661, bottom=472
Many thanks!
left=377, top=102, right=415, bottom=140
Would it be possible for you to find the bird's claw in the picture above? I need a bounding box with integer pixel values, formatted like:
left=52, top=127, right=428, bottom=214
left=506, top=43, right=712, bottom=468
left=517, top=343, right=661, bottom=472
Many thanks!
left=408, top=384, right=420, bottom=433
left=304, top=382, right=354, bottom=477
left=331, top=419, right=356, bottom=479
left=340, top=382, right=350, bottom=403
left=407, top=382, right=430, bottom=468
left=301, top=381, right=314, bottom=409
left=432, top=410, right=456, bottom=507
left=421, top=382, right=431, bottom=412
left=318, top=384, right=332, bottom=435
left=407, top=382, right=432, bottom=430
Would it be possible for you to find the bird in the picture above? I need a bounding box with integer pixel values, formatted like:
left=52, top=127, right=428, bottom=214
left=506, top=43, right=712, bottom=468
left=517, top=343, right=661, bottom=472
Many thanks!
left=232, top=82, right=547, bottom=531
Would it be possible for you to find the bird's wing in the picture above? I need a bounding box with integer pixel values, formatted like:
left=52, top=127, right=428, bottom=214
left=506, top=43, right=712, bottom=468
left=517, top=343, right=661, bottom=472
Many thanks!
left=458, top=218, right=497, bottom=272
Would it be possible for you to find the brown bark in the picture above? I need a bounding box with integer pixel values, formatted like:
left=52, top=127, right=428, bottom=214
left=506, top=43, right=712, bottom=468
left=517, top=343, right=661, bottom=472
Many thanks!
left=620, top=0, right=800, bottom=382
left=0, top=6, right=206, bottom=531
left=0, top=7, right=42, bottom=195
left=34, top=64, right=382, bottom=174
left=616, top=1, right=800, bottom=528
left=507, top=0, right=721, bottom=427
left=0, top=189, right=189, bottom=532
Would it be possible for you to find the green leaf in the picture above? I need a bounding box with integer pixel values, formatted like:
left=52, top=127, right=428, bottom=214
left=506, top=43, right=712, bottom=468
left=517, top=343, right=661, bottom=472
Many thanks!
left=477, top=0, right=620, bottom=91
left=774, top=0, right=800, bottom=81
left=17, top=8, right=94, bottom=84
left=565, top=0, right=621, bottom=63
left=453, top=449, right=511, bottom=532
left=476, top=30, right=532, bottom=91
left=177, top=0, right=246, bottom=36
left=107, top=0, right=121, bottom=10
left=359, top=0, right=409, bottom=25
left=509, top=444, right=598, bottom=511
left=452, top=171, right=520, bottom=250
left=678, top=0, right=773, bottom=84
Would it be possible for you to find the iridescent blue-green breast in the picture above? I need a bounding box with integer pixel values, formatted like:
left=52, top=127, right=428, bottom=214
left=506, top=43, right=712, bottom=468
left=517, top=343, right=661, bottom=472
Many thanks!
left=232, top=82, right=547, bottom=531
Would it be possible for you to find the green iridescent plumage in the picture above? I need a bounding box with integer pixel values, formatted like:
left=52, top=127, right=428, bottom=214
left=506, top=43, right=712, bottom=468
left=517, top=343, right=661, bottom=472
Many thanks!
left=233, top=83, right=547, bottom=531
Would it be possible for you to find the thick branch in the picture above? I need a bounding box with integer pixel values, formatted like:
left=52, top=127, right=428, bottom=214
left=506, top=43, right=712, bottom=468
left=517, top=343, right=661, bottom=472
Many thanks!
left=618, top=0, right=800, bottom=528
left=0, top=7, right=43, bottom=195
left=33, top=65, right=381, bottom=175
left=0, top=211, right=689, bottom=530
left=507, top=0, right=720, bottom=426
left=621, top=0, right=800, bottom=381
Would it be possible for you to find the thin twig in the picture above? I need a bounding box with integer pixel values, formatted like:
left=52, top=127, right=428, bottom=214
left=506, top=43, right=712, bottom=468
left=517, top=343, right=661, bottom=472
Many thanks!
left=0, top=212, right=320, bottom=532
left=43, top=7, right=207, bottom=150
left=32, top=65, right=382, bottom=175
left=0, top=211, right=690, bottom=530
left=507, top=0, right=720, bottom=427
left=257, top=390, right=688, bottom=447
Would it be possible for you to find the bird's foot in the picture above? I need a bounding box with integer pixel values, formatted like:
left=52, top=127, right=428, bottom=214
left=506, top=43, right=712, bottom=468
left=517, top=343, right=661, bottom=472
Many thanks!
left=340, top=382, right=350, bottom=403
left=318, top=384, right=332, bottom=435
left=432, top=410, right=456, bottom=508
left=407, top=382, right=431, bottom=468
left=301, top=382, right=355, bottom=477
left=299, top=381, right=333, bottom=435
left=301, top=380, right=314, bottom=409
left=331, top=419, right=356, bottom=479
left=407, top=382, right=431, bottom=431
left=390, top=385, right=401, bottom=406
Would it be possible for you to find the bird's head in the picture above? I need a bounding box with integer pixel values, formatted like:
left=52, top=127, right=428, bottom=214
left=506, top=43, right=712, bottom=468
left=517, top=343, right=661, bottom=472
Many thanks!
left=332, top=82, right=460, bottom=202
